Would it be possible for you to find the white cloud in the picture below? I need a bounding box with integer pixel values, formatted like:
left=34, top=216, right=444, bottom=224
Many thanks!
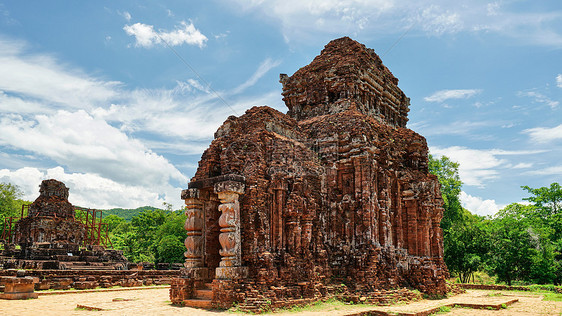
left=526, top=165, right=562, bottom=176
left=179, top=79, right=210, bottom=94
left=0, top=110, right=187, bottom=188
left=0, top=166, right=183, bottom=209
left=424, top=89, right=482, bottom=102
left=413, top=5, right=463, bottom=35
left=231, top=0, right=395, bottom=41
left=472, top=10, right=562, bottom=47
left=412, top=120, right=497, bottom=138
left=119, top=11, right=132, bottom=21
left=231, top=58, right=282, bottom=94
left=0, top=34, right=284, bottom=209
left=512, top=162, right=533, bottom=169
left=0, top=38, right=120, bottom=109
left=523, top=124, right=562, bottom=143
left=557, top=74, right=562, bottom=88
left=123, top=21, right=208, bottom=48
left=518, top=91, right=559, bottom=109
left=226, top=0, right=562, bottom=47
left=214, top=32, right=229, bottom=39
left=460, top=191, right=502, bottom=216
left=93, top=76, right=282, bottom=142
left=0, top=91, right=47, bottom=114
left=431, top=146, right=502, bottom=187
left=430, top=146, right=543, bottom=187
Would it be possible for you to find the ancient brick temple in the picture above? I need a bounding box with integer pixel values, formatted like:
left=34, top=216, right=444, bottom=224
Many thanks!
left=171, top=37, right=448, bottom=309
left=0, top=179, right=127, bottom=270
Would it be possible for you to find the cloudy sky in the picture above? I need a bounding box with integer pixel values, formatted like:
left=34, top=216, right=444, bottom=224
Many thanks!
left=0, top=1, right=560, bottom=215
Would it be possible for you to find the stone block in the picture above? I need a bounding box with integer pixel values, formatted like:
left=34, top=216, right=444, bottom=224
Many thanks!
left=0, top=276, right=38, bottom=300
left=215, top=266, right=248, bottom=280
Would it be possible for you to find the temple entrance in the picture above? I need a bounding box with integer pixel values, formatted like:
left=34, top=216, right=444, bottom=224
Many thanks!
left=182, top=175, right=248, bottom=282
left=181, top=176, right=248, bottom=308
left=202, top=189, right=221, bottom=281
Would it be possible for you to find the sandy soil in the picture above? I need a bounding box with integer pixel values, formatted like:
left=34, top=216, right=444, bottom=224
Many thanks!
left=0, top=288, right=560, bottom=316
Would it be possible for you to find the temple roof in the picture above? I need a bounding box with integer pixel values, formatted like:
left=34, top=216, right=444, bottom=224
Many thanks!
left=280, top=37, right=409, bottom=127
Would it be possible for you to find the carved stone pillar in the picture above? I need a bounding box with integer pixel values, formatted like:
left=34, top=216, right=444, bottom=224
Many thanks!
left=301, top=219, right=313, bottom=250
left=181, top=188, right=208, bottom=279
left=214, top=180, right=248, bottom=279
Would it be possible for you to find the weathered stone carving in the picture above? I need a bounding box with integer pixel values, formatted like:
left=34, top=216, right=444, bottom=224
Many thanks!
left=183, top=188, right=204, bottom=269
left=174, top=37, right=449, bottom=309
left=214, top=180, right=247, bottom=279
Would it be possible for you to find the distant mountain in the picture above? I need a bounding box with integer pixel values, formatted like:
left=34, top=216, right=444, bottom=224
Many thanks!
left=101, top=206, right=165, bottom=221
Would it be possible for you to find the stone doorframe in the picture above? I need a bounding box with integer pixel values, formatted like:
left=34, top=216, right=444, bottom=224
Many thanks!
left=182, top=174, right=248, bottom=280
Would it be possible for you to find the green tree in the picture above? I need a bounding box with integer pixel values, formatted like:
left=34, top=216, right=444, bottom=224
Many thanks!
left=522, top=183, right=562, bottom=216
left=107, top=206, right=187, bottom=264
left=154, top=210, right=186, bottom=263
left=0, top=182, right=30, bottom=237
left=0, top=182, right=24, bottom=218
left=104, top=214, right=128, bottom=232
left=486, top=203, right=555, bottom=285
left=429, top=154, right=490, bottom=282
left=521, top=183, right=562, bottom=284
left=428, top=154, right=464, bottom=231
left=156, top=235, right=185, bottom=264
left=444, top=217, right=489, bottom=283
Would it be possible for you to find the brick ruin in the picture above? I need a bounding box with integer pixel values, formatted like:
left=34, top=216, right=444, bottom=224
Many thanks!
left=0, top=179, right=127, bottom=270
left=171, top=37, right=449, bottom=309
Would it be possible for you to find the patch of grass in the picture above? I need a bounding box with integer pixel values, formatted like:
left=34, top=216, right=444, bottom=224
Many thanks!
left=529, top=284, right=561, bottom=293
left=543, top=293, right=562, bottom=302
left=429, top=305, right=452, bottom=315
left=283, top=298, right=348, bottom=313
left=258, top=297, right=376, bottom=314
left=226, top=308, right=246, bottom=314
left=501, top=303, right=507, bottom=309
left=438, top=305, right=451, bottom=312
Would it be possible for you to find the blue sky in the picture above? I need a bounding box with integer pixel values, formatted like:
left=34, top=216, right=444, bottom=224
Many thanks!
left=0, top=1, right=561, bottom=215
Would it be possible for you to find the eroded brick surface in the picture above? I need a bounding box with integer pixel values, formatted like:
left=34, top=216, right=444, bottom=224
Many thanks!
left=174, top=37, right=449, bottom=309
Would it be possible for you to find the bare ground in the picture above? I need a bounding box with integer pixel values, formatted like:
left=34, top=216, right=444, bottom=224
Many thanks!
left=0, top=288, right=560, bottom=316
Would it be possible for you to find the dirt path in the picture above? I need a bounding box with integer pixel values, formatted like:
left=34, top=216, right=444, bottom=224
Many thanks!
left=0, top=288, right=560, bottom=315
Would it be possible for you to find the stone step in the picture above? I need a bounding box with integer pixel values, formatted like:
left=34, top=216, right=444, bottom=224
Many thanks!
left=183, top=298, right=213, bottom=309
left=195, top=289, right=213, bottom=300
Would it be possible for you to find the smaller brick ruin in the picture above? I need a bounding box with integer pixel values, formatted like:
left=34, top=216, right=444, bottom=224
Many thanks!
left=171, top=37, right=449, bottom=310
left=0, top=179, right=127, bottom=270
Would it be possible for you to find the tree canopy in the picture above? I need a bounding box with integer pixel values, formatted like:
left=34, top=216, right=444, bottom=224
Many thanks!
left=428, top=155, right=561, bottom=286
left=0, top=182, right=30, bottom=234
left=428, top=154, right=465, bottom=231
